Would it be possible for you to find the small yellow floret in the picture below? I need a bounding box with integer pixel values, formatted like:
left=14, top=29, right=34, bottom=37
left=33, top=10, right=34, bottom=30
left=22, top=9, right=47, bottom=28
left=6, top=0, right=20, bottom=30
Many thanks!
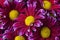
left=15, top=36, right=25, bottom=40
left=9, top=10, right=19, bottom=20
left=41, top=27, right=51, bottom=38
left=43, top=1, right=51, bottom=9
left=25, top=16, right=35, bottom=26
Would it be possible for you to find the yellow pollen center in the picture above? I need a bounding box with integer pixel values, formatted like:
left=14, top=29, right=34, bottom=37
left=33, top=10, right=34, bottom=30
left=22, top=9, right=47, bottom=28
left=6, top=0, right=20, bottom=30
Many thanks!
left=25, top=16, right=35, bottom=26
left=43, top=1, right=51, bottom=9
left=9, top=10, right=19, bottom=20
left=41, top=27, right=51, bottom=38
left=15, top=36, right=25, bottom=40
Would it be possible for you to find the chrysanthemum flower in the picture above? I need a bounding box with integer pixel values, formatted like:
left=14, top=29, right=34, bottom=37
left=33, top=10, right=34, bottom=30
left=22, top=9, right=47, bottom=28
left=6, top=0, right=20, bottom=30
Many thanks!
left=31, top=16, right=60, bottom=40
left=38, top=0, right=60, bottom=10
left=0, top=0, right=60, bottom=40
left=37, top=0, right=60, bottom=22
left=37, top=0, right=60, bottom=16
left=13, top=1, right=45, bottom=39
left=2, top=28, right=27, bottom=40
left=0, top=0, right=25, bottom=29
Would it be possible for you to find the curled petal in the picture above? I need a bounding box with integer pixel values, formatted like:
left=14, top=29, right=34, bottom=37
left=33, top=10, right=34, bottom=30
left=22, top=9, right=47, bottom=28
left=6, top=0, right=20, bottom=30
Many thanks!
left=34, top=20, right=43, bottom=27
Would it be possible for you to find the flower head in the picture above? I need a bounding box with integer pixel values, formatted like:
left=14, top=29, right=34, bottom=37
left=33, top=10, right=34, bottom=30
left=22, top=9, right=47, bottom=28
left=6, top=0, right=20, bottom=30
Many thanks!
left=31, top=16, right=60, bottom=40
left=0, top=0, right=60, bottom=40
left=2, top=28, right=26, bottom=40
left=37, top=0, right=60, bottom=22
left=0, top=0, right=25, bottom=29
left=13, top=1, right=45, bottom=38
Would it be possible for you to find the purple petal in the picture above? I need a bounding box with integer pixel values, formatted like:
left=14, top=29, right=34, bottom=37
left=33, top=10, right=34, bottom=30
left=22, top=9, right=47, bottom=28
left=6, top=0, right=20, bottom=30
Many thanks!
left=19, top=28, right=27, bottom=35
left=14, top=0, right=23, bottom=3
left=55, top=36, right=59, bottom=40
left=28, top=36, right=34, bottom=40
left=32, top=28, right=36, bottom=32
left=34, top=20, right=43, bottom=27
left=3, top=0, right=9, bottom=5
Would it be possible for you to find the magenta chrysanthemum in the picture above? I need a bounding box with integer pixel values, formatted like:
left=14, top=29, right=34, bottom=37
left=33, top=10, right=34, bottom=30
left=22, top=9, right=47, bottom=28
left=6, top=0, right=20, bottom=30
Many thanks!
left=0, top=0, right=25, bottom=29
left=36, top=0, right=60, bottom=25
left=0, top=0, right=60, bottom=40
left=31, top=16, right=60, bottom=40
left=0, top=0, right=25, bottom=40
left=13, top=1, right=45, bottom=38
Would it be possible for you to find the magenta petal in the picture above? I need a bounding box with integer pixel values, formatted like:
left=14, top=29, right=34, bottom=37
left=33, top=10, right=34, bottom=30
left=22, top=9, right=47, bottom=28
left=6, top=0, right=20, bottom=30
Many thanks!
left=14, top=0, right=23, bottom=3
left=35, top=14, right=45, bottom=19
left=3, top=30, right=14, bottom=40
left=0, top=38, right=3, bottom=40
left=50, top=0, right=59, bottom=4
left=34, top=20, right=43, bottom=27
left=49, top=17, right=56, bottom=26
left=37, top=9, right=46, bottom=15
left=32, top=27, right=36, bottom=32
left=27, top=1, right=36, bottom=16
left=55, top=36, right=59, bottom=40
left=13, top=22, right=25, bottom=31
left=29, top=32, right=33, bottom=37
left=18, top=28, right=27, bottom=35
left=16, top=14, right=26, bottom=22
left=28, top=36, right=34, bottom=40
left=25, top=32, right=29, bottom=36
left=51, top=5, right=60, bottom=10
left=0, top=20, right=7, bottom=29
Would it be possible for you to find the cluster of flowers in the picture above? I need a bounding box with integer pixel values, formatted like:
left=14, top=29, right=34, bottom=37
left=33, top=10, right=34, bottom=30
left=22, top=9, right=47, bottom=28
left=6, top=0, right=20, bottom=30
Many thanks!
left=0, top=0, right=60, bottom=40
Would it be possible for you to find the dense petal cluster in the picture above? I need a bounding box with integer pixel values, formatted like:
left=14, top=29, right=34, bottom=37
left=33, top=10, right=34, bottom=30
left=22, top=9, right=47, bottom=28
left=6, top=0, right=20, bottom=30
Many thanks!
left=0, top=0, right=60, bottom=40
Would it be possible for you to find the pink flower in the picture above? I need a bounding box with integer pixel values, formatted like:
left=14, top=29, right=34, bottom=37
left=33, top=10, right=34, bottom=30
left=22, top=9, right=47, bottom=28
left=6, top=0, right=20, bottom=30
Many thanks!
left=13, top=1, right=45, bottom=39
left=0, top=0, right=25, bottom=29
left=31, top=16, right=60, bottom=40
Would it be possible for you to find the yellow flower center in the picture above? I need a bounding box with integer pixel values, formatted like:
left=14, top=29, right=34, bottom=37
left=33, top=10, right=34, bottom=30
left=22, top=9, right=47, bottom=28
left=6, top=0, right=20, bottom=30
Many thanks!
left=9, top=10, right=19, bottom=20
left=41, top=27, right=51, bottom=38
left=15, top=36, right=25, bottom=40
left=43, top=1, right=51, bottom=9
left=25, top=16, right=35, bottom=26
